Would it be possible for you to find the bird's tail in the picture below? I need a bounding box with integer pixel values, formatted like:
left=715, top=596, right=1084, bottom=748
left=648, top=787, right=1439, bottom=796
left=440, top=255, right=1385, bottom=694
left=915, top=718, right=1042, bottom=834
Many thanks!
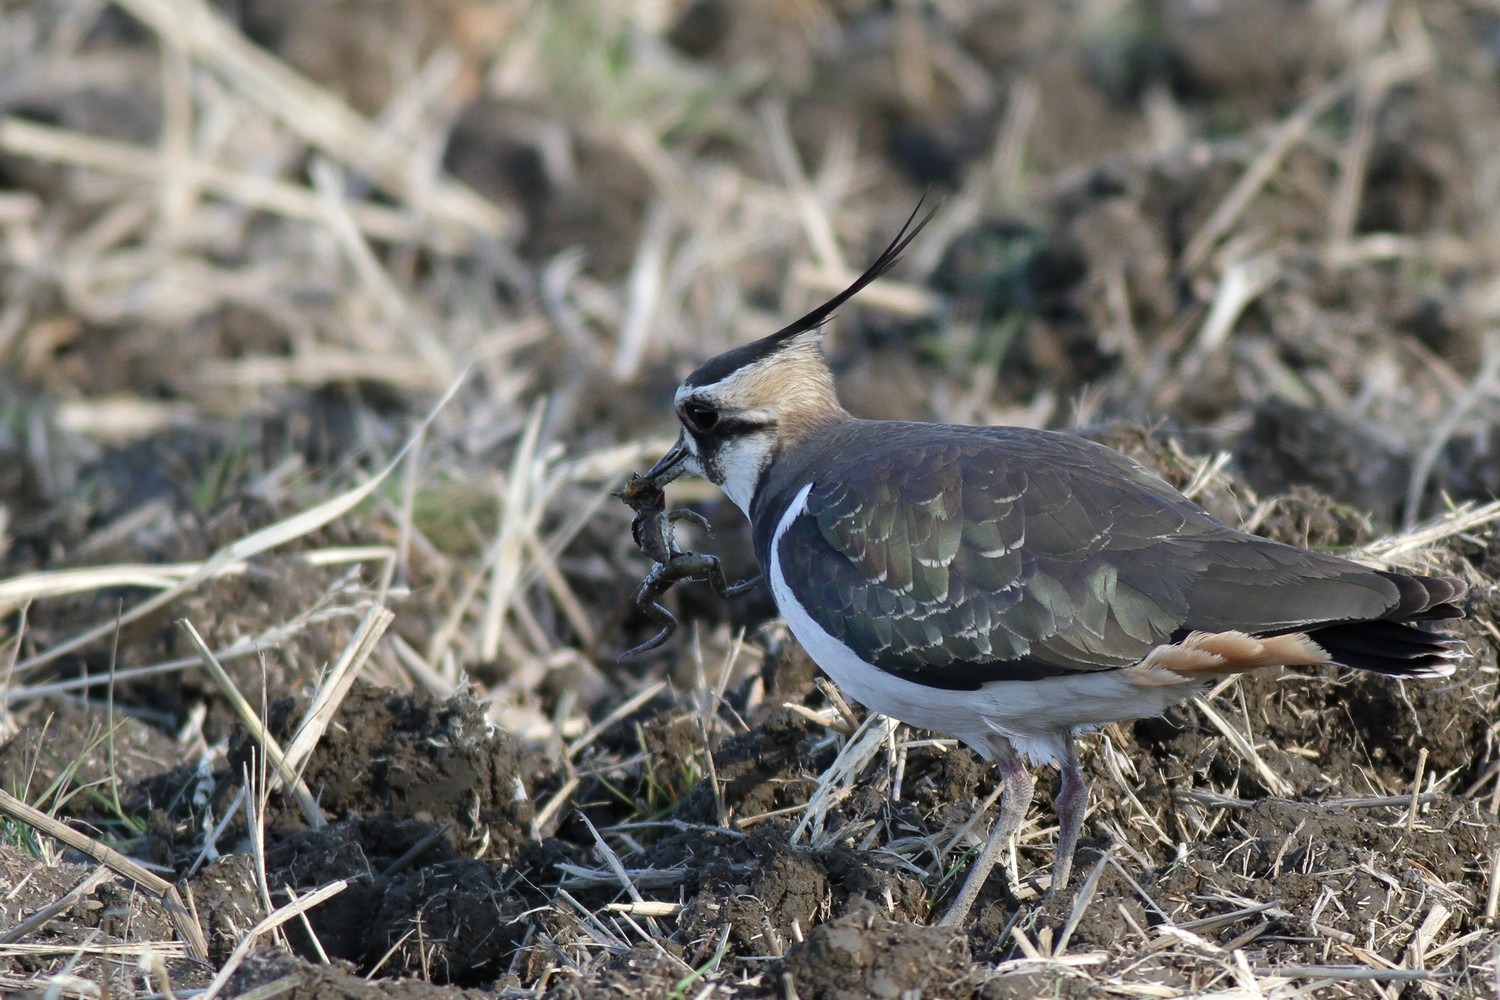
left=1307, top=619, right=1466, bottom=678
left=1306, top=571, right=1467, bottom=678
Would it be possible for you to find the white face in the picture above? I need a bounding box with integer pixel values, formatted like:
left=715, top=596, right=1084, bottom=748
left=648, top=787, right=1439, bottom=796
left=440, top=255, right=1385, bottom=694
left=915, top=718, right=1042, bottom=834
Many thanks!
left=672, top=383, right=776, bottom=518
left=685, top=429, right=773, bottom=517
left=663, top=338, right=840, bottom=521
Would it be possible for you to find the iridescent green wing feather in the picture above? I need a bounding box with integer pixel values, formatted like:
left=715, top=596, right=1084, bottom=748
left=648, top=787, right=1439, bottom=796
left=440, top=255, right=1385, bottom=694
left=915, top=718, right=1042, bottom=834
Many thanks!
left=776, top=427, right=1405, bottom=688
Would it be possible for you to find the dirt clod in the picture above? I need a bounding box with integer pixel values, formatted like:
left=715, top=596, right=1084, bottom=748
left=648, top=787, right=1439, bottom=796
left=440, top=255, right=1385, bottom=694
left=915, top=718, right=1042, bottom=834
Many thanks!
left=783, top=903, right=972, bottom=1000
left=292, top=685, right=538, bottom=859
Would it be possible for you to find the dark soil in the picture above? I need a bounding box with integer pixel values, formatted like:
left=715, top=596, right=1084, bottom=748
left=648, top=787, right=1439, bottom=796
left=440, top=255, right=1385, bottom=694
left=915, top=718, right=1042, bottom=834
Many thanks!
left=2, top=0, right=1499, bottom=998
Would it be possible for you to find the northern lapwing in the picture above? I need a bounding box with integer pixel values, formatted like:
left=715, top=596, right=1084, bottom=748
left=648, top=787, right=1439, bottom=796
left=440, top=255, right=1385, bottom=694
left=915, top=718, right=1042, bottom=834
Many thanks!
left=634, top=207, right=1468, bottom=925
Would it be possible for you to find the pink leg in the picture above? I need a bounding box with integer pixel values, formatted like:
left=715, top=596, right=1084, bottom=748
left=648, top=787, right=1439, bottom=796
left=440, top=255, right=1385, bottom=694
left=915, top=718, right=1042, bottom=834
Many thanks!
left=940, top=737, right=1033, bottom=926
left=1050, top=738, right=1088, bottom=894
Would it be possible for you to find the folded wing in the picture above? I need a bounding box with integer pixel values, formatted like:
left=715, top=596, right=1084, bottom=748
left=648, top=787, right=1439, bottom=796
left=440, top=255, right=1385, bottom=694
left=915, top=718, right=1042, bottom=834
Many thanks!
left=774, top=425, right=1464, bottom=689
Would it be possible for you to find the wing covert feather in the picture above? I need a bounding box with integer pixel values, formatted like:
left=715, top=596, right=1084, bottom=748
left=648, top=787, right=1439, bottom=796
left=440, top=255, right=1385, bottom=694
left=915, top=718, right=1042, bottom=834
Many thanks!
left=771, top=425, right=1410, bottom=689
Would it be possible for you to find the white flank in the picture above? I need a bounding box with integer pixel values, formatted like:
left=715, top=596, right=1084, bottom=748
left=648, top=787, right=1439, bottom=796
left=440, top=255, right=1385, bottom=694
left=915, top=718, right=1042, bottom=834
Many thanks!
left=767, top=482, right=1210, bottom=766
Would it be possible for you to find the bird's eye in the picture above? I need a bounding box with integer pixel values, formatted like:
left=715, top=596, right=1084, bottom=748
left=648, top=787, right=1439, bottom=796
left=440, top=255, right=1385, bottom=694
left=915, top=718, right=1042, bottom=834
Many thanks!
left=682, top=401, right=719, bottom=433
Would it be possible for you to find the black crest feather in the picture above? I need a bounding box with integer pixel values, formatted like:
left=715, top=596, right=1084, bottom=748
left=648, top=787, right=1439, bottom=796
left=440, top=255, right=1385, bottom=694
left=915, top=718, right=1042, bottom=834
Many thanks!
left=684, top=200, right=937, bottom=389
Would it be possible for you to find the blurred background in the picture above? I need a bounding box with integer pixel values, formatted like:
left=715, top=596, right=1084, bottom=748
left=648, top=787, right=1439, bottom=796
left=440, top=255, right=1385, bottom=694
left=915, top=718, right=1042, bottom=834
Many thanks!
left=2, top=1, right=1499, bottom=995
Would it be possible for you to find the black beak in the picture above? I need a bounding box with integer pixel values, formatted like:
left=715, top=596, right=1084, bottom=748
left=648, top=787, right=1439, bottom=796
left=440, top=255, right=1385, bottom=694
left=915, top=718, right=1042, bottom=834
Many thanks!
left=642, top=434, right=690, bottom=486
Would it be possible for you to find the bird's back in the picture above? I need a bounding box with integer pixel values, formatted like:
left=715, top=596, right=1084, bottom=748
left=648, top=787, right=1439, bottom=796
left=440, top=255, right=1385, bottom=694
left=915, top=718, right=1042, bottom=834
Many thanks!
left=758, top=420, right=1466, bottom=689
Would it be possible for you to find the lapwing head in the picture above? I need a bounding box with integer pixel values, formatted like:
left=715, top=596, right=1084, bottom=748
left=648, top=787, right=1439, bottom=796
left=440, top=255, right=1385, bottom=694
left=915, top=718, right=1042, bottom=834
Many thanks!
left=642, top=204, right=935, bottom=516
